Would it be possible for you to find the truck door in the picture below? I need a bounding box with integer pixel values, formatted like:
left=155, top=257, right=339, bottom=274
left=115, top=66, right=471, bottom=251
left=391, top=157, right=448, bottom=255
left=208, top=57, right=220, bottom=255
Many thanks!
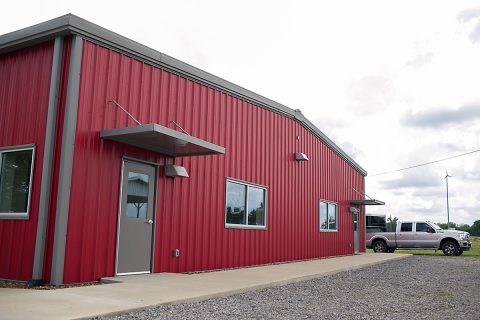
left=397, top=222, right=414, bottom=247
left=414, top=222, right=439, bottom=248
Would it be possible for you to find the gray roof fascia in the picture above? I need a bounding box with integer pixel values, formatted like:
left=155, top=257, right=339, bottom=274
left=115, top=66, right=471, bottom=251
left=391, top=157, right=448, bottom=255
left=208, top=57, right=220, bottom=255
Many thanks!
left=0, top=15, right=72, bottom=53
left=64, top=15, right=296, bottom=118
left=292, top=110, right=367, bottom=175
left=0, top=14, right=367, bottom=176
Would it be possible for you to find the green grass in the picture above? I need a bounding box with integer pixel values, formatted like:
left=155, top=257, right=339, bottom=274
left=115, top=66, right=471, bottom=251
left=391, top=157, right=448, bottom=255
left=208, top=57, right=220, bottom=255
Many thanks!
left=368, top=236, right=480, bottom=256
left=434, top=289, right=454, bottom=297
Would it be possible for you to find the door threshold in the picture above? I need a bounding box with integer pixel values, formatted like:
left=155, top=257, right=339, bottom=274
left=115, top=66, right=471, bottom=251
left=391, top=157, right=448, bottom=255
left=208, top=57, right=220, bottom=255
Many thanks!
left=116, top=271, right=151, bottom=276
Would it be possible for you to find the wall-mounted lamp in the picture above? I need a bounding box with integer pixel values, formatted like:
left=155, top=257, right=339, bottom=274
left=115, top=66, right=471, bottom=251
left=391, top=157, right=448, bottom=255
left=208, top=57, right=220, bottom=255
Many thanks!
left=349, top=207, right=359, bottom=214
left=295, top=152, right=309, bottom=161
left=165, top=164, right=189, bottom=178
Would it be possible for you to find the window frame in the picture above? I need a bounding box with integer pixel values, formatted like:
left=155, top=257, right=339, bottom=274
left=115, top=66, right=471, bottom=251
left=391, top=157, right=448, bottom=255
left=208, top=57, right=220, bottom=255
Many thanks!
left=415, top=222, right=430, bottom=233
left=400, top=223, right=413, bottom=232
left=0, top=145, right=36, bottom=220
left=319, top=199, right=338, bottom=232
left=224, top=178, right=268, bottom=230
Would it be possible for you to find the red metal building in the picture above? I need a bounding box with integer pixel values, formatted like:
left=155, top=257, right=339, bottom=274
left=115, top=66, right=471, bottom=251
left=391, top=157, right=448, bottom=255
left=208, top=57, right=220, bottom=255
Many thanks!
left=0, top=15, right=372, bottom=285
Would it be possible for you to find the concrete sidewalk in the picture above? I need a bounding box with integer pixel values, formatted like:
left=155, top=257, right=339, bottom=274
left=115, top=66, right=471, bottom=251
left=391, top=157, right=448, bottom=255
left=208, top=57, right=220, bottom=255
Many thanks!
left=0, top=253, right=410, bottom=320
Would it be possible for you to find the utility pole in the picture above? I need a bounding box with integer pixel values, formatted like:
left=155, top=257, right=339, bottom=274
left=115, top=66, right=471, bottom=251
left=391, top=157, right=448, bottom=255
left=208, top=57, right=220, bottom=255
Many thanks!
left=445, top=171, right=452, bottom=229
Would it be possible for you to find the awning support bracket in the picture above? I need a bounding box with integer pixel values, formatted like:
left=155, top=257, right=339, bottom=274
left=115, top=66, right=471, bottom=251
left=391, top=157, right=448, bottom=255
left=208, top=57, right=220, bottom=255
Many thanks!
left=108, top=100, right=142, bottom=125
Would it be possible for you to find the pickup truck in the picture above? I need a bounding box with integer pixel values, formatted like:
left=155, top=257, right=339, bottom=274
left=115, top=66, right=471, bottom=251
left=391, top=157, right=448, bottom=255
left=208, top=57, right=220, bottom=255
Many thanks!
left=366, top=221, right=472, bottom=256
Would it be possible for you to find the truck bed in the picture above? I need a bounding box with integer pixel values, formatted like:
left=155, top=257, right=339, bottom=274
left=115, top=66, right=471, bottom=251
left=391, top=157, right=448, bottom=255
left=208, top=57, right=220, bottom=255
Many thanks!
left=366, top=231, right=396, bottom=248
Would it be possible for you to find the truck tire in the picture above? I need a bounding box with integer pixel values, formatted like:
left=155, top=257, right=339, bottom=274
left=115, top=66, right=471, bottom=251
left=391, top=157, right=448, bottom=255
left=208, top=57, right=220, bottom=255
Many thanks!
left=442, top=241, right=459, bottom=256
left=373, top=240, right=388, bottom=253
left=388, top=248, right=396, bottom=253
left=456, top=249, right=464, bottom=256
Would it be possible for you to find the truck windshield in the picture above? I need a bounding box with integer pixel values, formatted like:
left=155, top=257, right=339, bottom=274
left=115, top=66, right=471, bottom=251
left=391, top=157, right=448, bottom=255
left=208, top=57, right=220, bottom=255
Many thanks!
left=430, top=223, right=443, bottom=230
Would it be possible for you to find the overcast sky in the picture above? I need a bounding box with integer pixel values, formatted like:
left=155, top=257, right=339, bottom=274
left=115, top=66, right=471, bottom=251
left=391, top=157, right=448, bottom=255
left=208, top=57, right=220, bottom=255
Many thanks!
left=2, top=1, right=479, bottom=225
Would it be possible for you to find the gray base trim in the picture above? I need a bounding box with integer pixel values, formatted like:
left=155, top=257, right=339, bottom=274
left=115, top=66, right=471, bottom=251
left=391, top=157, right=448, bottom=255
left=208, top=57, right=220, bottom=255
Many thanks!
left=32, top=36, right=63, bottom=281
left=50, top=35, right=83, bottom=285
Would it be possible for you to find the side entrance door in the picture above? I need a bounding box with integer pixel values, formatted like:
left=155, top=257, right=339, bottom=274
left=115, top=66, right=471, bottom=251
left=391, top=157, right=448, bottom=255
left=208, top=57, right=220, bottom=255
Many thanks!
left=116, top=160, right=156, bottom=275
left=353, top=208, right=360, bottom=253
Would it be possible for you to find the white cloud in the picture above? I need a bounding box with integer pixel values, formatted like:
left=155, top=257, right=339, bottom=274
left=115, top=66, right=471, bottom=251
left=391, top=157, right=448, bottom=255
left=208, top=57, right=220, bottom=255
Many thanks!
left=1, top=0, right=479, bottom=224
left=458, top=6, right=480, bottom=42
left=403, top=102, right=480, bottom=128
left=406, top=52, right=434, bottom=68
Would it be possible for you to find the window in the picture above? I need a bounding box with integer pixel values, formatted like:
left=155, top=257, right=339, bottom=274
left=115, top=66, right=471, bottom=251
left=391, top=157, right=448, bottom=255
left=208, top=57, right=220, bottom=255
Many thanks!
left=126, top=172, right=149, bottom=219
left=366, top=215, right=386, bottom=233
left=225, top=179, right=267, bottom=229
left=400, top=223, right=412, bottom=232
left=416, top=223, right=432, bottom=233
left=0, top=146, right=35, bottom=219
left=320, top=200, right=337, bottom=231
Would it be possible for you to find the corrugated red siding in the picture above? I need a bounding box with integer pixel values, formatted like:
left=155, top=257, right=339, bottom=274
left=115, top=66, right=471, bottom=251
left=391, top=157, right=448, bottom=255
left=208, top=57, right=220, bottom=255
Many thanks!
left=63, top=41, right=364, bottom=283
left=0, top=42, right=54, bottom=280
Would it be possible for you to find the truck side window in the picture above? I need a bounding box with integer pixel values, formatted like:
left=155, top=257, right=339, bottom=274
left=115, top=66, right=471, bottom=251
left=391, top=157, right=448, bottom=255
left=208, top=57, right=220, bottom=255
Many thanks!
left=416, top=223, right=430, bottom=232
left=400, top=223, right=412, bottom=232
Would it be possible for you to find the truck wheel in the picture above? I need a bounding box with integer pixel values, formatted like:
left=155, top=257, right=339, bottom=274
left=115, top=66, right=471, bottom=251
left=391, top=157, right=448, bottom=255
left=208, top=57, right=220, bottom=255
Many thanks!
left=456, top=249, right=463, bottom=256
left=388, top=248, right=396, bottom=253
left=373, top=240, right=388, bottom=253
left=442, top=241, right=459, bottom=256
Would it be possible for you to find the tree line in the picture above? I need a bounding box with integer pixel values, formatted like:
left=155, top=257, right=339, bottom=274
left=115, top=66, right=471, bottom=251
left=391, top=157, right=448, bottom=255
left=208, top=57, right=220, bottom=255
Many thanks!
left=386, top=216, right=480, bottom=236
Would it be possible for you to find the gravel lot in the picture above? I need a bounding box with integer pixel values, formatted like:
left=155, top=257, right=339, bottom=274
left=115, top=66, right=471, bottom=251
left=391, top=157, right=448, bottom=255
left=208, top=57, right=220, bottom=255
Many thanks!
left=97, top=256, right=480, bottom=320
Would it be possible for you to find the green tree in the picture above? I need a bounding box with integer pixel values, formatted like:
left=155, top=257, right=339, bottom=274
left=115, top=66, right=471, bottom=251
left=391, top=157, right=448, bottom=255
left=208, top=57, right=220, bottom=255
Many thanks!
left=470, top=220, right=480, bottom=236
left=436, top=221, right=479, bottom=236
left=456, top=224, right=472, bottom=233
left=437, top=222, right=458, bottom=230
left=386, top=215, right=398, bottom=232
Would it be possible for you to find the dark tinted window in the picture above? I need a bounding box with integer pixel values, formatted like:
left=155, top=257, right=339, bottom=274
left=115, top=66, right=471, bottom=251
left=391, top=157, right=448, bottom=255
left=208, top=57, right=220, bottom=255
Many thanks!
left=366, top=215, right=386, bottom=227
left=0, top=149, right=33, bottom=213
left=226, top=180, right=267, bottom=227
left=366, top=215, right=386, bottom=233
left=400, top=223, right=413, bottom=232
left=416, top=223, right=430, bottom=232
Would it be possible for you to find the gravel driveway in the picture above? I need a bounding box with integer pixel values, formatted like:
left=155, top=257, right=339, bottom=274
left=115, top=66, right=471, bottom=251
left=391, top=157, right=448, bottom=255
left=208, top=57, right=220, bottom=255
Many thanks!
left=97, top=256, right=480, bottom=320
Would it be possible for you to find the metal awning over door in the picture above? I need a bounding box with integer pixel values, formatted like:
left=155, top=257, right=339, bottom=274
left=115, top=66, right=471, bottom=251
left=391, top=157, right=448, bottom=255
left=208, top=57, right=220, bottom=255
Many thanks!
left=100, top=124, right=225, bottom=157
left=350, top=199, right=385, bottom=206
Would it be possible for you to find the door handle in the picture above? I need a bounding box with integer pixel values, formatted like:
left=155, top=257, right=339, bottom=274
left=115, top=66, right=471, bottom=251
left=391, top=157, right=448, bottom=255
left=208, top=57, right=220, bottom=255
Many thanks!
left=146, top=219, right=154, bottom=225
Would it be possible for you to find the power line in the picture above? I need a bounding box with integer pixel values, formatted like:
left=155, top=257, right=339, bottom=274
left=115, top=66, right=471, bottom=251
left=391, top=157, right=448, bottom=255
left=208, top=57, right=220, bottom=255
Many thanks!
left=368, top=148, right=480, bottom=177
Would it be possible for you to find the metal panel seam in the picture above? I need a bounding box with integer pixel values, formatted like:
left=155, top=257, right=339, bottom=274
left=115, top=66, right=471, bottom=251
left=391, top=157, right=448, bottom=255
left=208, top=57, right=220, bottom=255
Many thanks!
left=50, top=35, right=83, bottom=285
left=32, top=36, right=64, bottom=281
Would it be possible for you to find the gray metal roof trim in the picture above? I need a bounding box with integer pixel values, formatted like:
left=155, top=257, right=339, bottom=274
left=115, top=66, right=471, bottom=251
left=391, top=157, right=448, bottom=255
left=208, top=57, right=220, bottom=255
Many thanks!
left=0, top=15, right=72, bottom=52
left=0, top=14, right=367, bottom=176
left=0, top=15, right=68, bottom=50
left=295, top=113, right=367, bottom=175
left=60, top=16, right=298, bottom=120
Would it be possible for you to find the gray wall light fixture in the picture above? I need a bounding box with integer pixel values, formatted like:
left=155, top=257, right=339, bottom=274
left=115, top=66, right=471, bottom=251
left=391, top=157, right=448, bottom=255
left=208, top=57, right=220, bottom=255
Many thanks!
left=295, top=152, right=309, bottom=161
left=165, top=164, right=189, bottom=178
left=350, top=207, right=359, bottom=214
